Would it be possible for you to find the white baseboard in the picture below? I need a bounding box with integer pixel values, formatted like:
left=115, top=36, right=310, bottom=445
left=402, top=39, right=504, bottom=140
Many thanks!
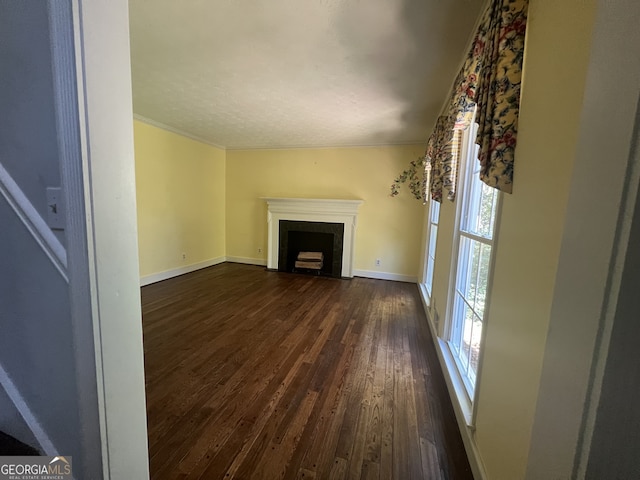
left=225, top=256, right=267, bottom=266
left=353, top=269, right=417, bottom=283
left=140, top=257, right=226, bottom=286
left=417, top=287, right=488, bottom=480
left=0, top=363, right=56, bottom=455
left=140, top=260, right=413, bottom=285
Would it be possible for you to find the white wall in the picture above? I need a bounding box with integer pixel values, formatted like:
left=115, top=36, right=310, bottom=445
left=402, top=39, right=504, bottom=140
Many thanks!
left=75, top=0, right=151, bottom=477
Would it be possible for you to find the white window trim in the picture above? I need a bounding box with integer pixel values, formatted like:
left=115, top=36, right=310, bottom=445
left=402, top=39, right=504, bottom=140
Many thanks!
left=443, top=119, right=502, bottom=427
left=421, top=200, right=440, bottom=303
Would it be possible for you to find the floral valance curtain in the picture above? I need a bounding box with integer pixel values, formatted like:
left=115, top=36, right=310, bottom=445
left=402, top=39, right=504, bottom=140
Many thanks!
left=428, top=116, right=463, bottom=202
left=391, top=0, right=528, bottom=202
left=390, top=116, right=463, bottom=203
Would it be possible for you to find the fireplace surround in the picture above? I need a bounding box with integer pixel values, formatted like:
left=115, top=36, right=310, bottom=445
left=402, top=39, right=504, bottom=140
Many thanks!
left=263, top=198, right=363, bottom=278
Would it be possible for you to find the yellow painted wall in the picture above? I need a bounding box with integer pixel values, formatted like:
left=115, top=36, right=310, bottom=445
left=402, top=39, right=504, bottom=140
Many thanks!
left=225, top=146, right=426, bottom=278
left=133, top=120, right=226, bottom=278
left=476, top=2, right=596, bottom=478
left=428, top=1, right=596, bottom=478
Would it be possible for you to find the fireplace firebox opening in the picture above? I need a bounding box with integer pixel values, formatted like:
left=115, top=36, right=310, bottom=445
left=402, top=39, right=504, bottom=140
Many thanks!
left=278, top=220, right=344, bottom=278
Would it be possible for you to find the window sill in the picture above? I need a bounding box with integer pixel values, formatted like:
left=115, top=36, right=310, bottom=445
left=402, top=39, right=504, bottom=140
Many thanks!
left=418, top=283, right=431, bottom=306
left=418, top=285, right=474, bottom=428
left=438, top=339, right=475, bottom=428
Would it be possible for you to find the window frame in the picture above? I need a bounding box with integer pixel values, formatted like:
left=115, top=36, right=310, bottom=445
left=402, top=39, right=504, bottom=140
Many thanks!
left=444, top=117, right=502, bottom=422
left=422, top=199, right=441, bottom=302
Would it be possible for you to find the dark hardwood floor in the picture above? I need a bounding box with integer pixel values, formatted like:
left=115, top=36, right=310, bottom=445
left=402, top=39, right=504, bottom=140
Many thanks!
left=141, top=263, right=472, bottom=479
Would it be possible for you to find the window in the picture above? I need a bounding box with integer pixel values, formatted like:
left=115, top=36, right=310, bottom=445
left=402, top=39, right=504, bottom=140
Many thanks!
left=423, top=199, right=440, bottom=299
left=447, top=120, right=499, bottom=398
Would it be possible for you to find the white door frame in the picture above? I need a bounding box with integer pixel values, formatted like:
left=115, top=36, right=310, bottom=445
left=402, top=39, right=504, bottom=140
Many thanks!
left=51, top=0, right=149, bottom=478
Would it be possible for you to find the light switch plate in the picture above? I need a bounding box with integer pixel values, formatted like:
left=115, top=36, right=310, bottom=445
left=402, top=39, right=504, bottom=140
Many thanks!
left=46, top=187, right=65, bottom=230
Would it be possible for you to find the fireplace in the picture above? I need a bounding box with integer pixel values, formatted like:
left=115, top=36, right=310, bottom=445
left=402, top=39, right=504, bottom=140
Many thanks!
left=263, top=198, right=363, bottom=278
left=278, top=220, right=344, bottom=277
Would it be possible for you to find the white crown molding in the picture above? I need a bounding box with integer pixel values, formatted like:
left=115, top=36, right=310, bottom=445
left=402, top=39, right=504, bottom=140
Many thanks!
left=225, top=140, right=426, bottom=151
left=133, top=114, right=227, bottom=150
left=133, top=114, right=426, bottom=151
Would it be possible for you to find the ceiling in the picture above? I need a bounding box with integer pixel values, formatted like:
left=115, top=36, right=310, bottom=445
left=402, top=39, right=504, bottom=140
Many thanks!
left=128, top=0, right=484, bottom=149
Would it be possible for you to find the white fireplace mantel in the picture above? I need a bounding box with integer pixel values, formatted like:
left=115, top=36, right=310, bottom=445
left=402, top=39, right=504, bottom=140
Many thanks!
left=263, top=197, right=363, bottom=278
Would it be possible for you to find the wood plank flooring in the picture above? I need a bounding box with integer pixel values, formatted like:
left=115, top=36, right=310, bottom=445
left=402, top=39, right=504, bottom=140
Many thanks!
left=141, top=263, right=473, bottom=479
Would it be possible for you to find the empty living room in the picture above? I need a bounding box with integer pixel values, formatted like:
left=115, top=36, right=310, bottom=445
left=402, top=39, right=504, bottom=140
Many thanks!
left=2, top=0, right=639, bottom=479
